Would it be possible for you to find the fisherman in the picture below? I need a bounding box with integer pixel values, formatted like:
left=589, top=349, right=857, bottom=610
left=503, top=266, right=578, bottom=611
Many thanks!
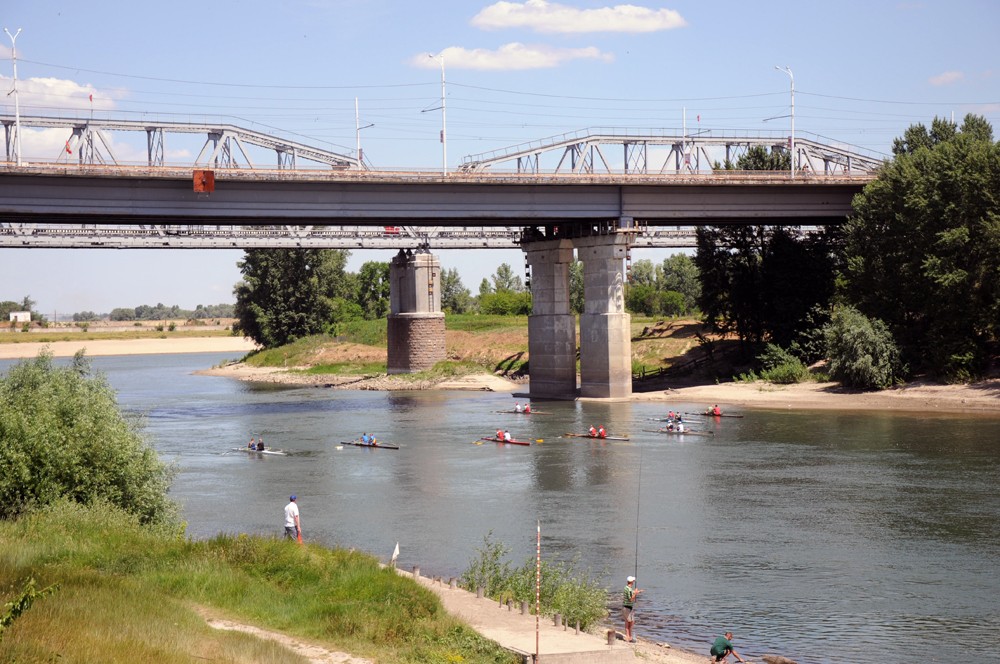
left=589, top=425, right=598, bottom=437
left=514, top=402, right=523, bottom=413
left=598, top=425, right=607, bottom=439
left=524, top=403, right=531, bottom=414
left=284, top=495, right=301, bottom=541
left=503, top=429, right=512, bottom=442
left=709, top=632, right=744, bottom=662
left=622, top=575, right=642, bottom=643
left=256, top=437, right=265, bottom=451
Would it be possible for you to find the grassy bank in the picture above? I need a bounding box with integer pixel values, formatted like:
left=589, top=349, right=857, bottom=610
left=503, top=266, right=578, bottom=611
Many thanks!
left=0, top=501, right=518, bottom=664
left=0, top=328, right=238, bottom=344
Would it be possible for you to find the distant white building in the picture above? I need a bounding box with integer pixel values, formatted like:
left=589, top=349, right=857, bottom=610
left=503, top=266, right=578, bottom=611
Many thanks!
left=9, top=311, right=31, bottom=323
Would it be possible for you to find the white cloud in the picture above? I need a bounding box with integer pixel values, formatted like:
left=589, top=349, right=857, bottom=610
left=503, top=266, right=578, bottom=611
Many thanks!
left=411, top=43, right=613, bottom=71
left=472, top=0, right=687, bottom=34
left=928, top=71, right=964, bottom=86
left=0, top=75, right=119, bottom=112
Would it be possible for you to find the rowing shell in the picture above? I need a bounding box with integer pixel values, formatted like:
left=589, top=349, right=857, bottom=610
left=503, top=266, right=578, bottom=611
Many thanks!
left=686, top=411, right=744, bottom=418
left=494, top=410, right=550, bottom=415
left=562, top=433, right=630, bottom=441
left=232, top=447, right=288, bottom=456
left=480, top=436, right=532, bottom=446
left=641, top=429, right=714, bottom=437
left=341, top=440, right=400, bottom=450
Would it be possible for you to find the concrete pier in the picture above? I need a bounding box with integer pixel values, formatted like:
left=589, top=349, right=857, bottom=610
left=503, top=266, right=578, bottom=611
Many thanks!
left=387, top=249, right=446, bottom=374
left=525, top=239, right=577, bottom=399
left=575, top=235, right=632, bottom=400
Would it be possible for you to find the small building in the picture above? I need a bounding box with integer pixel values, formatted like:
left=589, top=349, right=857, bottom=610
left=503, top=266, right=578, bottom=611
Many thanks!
left=9, top=311, right=31, bottom=323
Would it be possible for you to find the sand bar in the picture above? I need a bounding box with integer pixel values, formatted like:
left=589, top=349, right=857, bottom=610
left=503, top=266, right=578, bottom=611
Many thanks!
left=0, top=336, right=257, bottom=360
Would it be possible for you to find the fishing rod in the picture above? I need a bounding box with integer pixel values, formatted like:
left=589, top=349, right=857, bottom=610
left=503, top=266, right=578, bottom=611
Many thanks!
left=634, top=440, right=642, bottom=583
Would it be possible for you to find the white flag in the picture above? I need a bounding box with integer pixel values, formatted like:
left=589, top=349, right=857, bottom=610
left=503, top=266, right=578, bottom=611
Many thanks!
left=390, top=542, right=400, bottom=566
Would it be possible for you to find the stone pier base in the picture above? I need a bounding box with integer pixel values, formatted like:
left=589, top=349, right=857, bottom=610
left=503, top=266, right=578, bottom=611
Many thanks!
left=387, top=313, right=446, bottom=374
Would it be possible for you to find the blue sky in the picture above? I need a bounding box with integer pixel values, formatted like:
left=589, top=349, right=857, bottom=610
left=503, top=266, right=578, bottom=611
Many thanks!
left=2, top=0, right=998, bottom=316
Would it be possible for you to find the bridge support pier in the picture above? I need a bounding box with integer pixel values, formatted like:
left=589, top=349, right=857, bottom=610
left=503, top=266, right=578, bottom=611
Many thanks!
left=387, top=249, right=446, bottom=374
left=525, top=239, right=577, bottom=399
left=576, top=235, right=632, bottom=400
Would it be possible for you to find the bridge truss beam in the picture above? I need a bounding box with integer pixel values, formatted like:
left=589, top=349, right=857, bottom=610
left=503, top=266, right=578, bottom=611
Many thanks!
left=0, top=223, right=704, bottom=249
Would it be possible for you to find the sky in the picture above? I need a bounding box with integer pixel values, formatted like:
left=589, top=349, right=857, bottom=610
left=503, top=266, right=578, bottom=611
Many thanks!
left=2, top=0, right=998, bottom=317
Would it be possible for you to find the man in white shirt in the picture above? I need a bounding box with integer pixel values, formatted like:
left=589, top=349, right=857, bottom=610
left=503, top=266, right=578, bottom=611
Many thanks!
left=284, top=495, right=301, bottom=540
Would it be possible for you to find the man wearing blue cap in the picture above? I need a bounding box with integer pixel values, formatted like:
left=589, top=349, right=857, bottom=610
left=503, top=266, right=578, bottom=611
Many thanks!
left=284, top=495, right=301, bottom=540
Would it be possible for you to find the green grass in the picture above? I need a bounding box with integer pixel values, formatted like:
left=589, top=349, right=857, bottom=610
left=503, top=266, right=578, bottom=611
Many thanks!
left=243, top=336, right=339, bottom=367
left=444, top=314, right=528, bottom=333
left=0, top=501, right=519, bottom=664
left=299, top=361, right=388, bottom=375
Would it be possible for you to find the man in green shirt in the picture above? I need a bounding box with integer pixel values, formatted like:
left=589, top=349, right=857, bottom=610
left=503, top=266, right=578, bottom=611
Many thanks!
left=709, top=632, right=744, bottom=662
left=622, top=575, right=642, bottom=643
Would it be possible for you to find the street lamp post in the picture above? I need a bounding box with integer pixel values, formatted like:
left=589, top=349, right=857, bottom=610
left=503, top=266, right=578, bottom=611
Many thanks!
left=775, top=65, right=794, bottom=179
left=354, top=97, right=373, bottom=168
left=4, top=27, right=23, bottom=167
left=430, top=53, right=447, bottom=176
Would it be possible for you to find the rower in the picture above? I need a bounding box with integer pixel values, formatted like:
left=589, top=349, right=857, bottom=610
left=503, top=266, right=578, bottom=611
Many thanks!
left=676, top=420, right=685, bottom=433
left=370, top=434, right=378, bottom=446
left=256, top=437, right=265, bottom=451
left=589, top=425, right=597, bottom=437
left=248, top=437, right=256, bottom=449
left=712, top=404, right=722, bottom=416
left=514, top=403, right=522, bottom=413
left=496, top=428, right=504, bottom=441
left=361, top=432, right=369, bottom=445
left=668, top=410, right=675, bottom=420
left=598, top=425, right=606, bottom=439
left=524, top=403, right=531, bottom=414
left=503, top=429, right=512, bottom=442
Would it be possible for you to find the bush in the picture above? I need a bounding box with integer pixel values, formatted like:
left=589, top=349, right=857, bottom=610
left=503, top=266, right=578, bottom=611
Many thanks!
left=824, top=305, right=905, bottom=389
left=756, top=344, right=810, bottom=384
left=460, top=533, right=608, bottom=630
left=0, top=351, right=177, bottom=524
left=479, top=291, right=532, bottom=316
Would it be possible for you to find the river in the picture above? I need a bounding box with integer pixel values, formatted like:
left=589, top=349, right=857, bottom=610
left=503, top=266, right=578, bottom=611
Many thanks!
left=3, top=351, right=998, bottom=664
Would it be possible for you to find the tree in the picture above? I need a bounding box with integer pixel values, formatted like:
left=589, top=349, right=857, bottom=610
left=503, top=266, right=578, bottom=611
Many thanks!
left=844, top=115, right=1000, bottom=380
left=0, top=351, right=176, bottom=524
left=569, top=261, right=584, bottom=314
left=824, top=306, right=904, bottom=389
left=491, top=263, right=524, bottom=293
left=735, top=144, right=790, bottom=171
left=355, top=261, right=391, bottom=319
left=629, top=259, right=658, bottom=287
left=441, top=268, right=473, bottom=314
left=233, top=248, right=351, bottom=348
left=660, top=253, right=700, bottom=313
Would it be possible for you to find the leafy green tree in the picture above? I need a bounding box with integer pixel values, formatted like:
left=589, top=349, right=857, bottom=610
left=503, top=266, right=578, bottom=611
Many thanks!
left=109, top=307, right=135, bottom=321
left=72, top=311, right=98, bottom=322
left=629, top=259, right=658, bottom=287
left=660, top=253, right=700, bottom=313
left=569, top=261, right=584, bottom=314
left=844, top=115, right=1000, bottom=379
left=0, top=351, right=176, bottom=524
left=736, top=144, right=790, bottom=171
left=441, top=268, right=473, bottom=314
left=355, top=261, right=391, bottom=319
left=491, top=263, right=525, bottom=293
left=824, top=305, right=904, bottom=389
left=233, top=248, right=351, bottom=347
left=479, top=291, right=532, bottom=315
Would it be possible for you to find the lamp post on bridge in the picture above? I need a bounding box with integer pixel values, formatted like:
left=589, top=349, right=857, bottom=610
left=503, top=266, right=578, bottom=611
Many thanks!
left=427, top=52, right=447, bottom=176
left=354, top=97, right=374, bottom=168
left=4, top=27, right=23, bottom=167
left=775, top=65, right=795, bottom=179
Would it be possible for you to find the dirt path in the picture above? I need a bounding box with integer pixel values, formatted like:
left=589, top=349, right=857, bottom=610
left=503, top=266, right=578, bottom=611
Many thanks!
left=197, top=607, right=372, bottom=664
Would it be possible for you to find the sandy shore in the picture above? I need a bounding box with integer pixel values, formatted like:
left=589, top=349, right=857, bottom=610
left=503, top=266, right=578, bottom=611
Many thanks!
left=4, top=336, right=997, bottom=415
left=0, top=336, right=258, bottom=360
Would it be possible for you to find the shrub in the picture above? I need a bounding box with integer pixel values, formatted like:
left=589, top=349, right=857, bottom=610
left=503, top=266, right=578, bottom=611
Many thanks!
left=0, top=351, right=177, bottom=524
left=756, top=344, right=809, bottom=384
left=824, top=305, right=905, bottom=389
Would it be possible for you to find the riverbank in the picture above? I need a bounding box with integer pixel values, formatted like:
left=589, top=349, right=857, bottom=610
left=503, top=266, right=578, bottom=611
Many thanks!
left=4, top=335, right=997, bottom=415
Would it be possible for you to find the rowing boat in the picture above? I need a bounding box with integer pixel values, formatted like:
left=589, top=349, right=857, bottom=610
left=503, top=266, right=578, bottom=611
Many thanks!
left=686, top=411, right=743, bottom=418
left=562, top=432, right=630, bottom=441
left=494, top=410, right=549, bottom=415
left=480, top=436, right=532, bottom=446
left=232, top=447, right=288, bottom=456
left=646, top=417, right=702, bottom=423
left=341, top=440, right=400, bottom=450
left=641, top=428, right=714, bottom=437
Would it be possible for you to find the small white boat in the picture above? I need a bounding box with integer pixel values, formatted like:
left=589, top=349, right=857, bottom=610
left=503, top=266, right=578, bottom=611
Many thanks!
left=232, top=447, right=287, bottom=456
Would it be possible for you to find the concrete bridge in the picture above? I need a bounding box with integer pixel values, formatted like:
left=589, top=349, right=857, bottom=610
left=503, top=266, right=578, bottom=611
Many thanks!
left=1, top=119, right=877, bottom=400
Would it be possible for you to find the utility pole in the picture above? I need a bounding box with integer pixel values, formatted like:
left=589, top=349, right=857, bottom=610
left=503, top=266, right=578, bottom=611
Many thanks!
left=4, top=27, right=23, bottom=167
left=354, top=97, right=373, bottom=168
left=775, top=65, right=795, bottom=179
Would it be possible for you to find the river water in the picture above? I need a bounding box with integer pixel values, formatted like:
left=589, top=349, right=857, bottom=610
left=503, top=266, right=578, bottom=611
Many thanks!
left=3, top=351, right=998, bottom=664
